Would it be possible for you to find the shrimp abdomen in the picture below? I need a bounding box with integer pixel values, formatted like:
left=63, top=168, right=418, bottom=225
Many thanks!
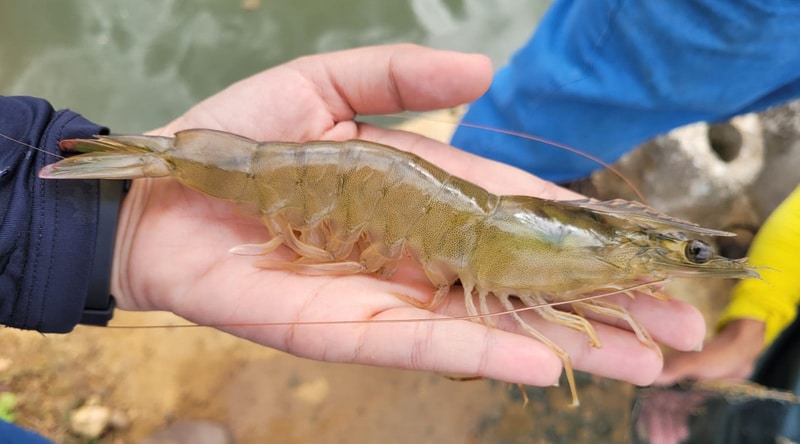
left=248, top=140, right=492, bottom=277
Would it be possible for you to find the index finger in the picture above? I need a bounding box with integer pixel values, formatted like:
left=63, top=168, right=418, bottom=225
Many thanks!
left=289, top=43, right=494, bottom=118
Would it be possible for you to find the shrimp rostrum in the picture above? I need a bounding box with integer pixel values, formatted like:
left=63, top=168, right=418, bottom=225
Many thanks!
left=43, top=129, right=758, bottom=406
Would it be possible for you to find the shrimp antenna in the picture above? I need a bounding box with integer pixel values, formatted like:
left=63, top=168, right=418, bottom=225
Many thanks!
left=387, top=112, right=646, bottom=202
left=99, top=280, right=666, bottom=329
left=0, top=132, right=65, bottom=159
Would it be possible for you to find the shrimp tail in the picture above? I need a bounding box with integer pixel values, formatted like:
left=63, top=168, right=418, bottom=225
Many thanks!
left=39, top=135, right=174, bottom=179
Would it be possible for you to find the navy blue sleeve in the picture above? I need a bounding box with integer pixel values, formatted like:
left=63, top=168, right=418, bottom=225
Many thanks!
left=0, top=420, right=53, bottom=444
left=0, top=96, right=108, bottom=333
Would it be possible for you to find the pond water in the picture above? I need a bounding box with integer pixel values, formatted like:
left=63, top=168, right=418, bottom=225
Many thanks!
left=0, top=0, right=549, bottom=132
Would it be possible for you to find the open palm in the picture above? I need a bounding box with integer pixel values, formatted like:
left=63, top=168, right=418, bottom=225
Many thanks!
left=110, top=44, right=705, bottom=389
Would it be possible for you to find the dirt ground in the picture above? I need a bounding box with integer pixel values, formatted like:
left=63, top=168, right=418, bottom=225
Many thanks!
left=2, top=309, right=649, bottom=443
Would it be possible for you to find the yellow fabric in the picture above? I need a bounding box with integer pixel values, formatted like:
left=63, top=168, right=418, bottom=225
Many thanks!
left=717, top=185, right=800, bottom=346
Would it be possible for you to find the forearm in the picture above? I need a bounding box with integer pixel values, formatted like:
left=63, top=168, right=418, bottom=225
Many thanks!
left=0, top=96, right=109, bottom=332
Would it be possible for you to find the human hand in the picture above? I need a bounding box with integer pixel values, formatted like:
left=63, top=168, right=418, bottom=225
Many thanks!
left=657, top=319, right=766, bottom=384
left=110, top=44, right=705, bottom=389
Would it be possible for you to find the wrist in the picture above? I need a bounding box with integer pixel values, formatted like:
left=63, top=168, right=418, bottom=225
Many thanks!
left=110, top=178, right=152, bottom=311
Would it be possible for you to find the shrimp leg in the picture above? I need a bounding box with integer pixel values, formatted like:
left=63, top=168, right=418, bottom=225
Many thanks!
left=571, top=299, right=659, bottom=357
left=256, top=259, right=366, bottom=275
left=517, top=293, right=602, bottom=348
left=496, top=293, right=581, bottom=407
left=229, top=237, right=284, bottom=255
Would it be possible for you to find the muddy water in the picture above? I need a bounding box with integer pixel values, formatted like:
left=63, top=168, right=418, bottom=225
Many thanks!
left=0, top=0, right=548, bottom=132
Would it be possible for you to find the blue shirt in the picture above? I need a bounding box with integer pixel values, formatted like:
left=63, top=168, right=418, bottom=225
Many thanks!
left=452, top=0, right=800, bottom=183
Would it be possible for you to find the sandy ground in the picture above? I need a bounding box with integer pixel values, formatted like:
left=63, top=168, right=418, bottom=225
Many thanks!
left=2, top=309, right=646, bottom=443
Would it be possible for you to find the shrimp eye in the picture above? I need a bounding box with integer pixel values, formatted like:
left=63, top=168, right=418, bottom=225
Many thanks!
left=685, top=240, right=713, bottom=264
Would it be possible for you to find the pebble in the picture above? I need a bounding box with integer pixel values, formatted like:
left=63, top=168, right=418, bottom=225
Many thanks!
left=70, top=404, right=111, bottom=438
left=69, top=397, right=130, bottom=439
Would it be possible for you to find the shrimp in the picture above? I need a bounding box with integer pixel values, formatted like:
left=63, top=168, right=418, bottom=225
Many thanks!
left=40, top=128, right=758, bottom=406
